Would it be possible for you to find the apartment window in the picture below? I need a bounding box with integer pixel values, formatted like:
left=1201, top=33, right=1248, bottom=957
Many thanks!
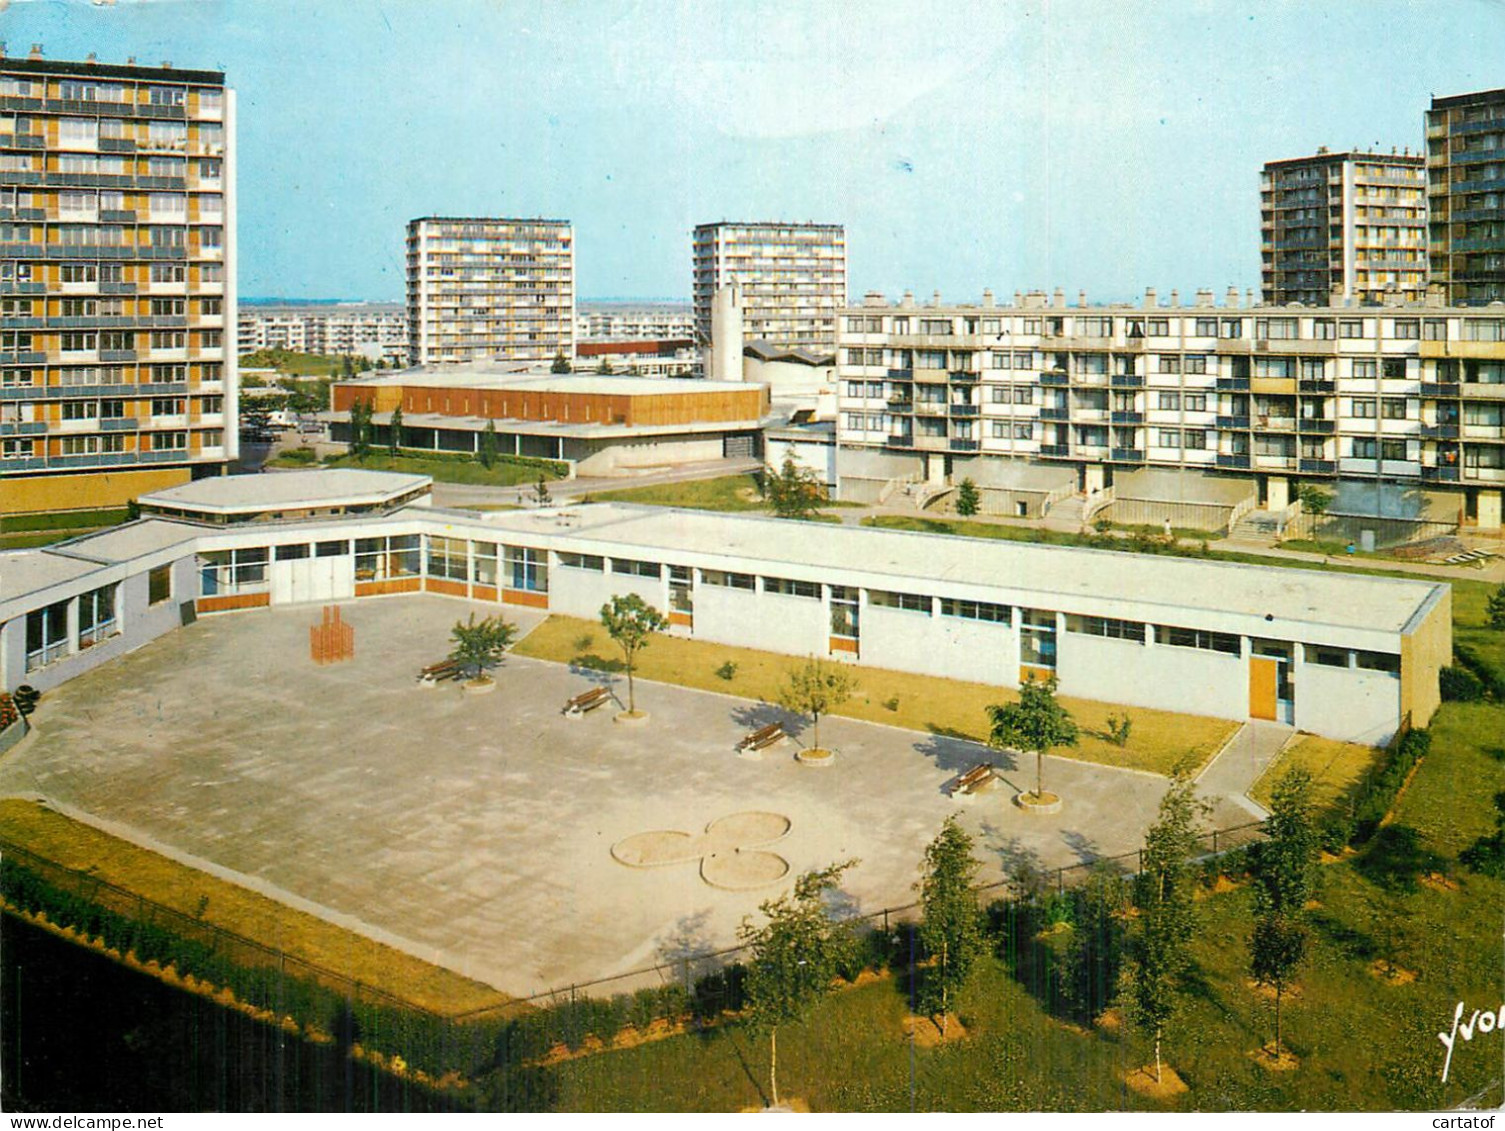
left=1352, top=437, right=1378, bottom=459
left=1382, top=358, right=1406, bottom=380
left=1351, top=359, right=1377, bottom=379
left=1066, top=615, right=1145, bottom=642
left=763, top=577, right=821, bottom=599
left=1423, top=319, right=1448, bottom=342
left=150, top=86, right=186, bottom=107
left=1300, top=358, right=1326, bottom=379
left=868, top=590, right=931, bottom=614
left=149, top=431, right=187, bottom=450
left=1381, top=439, right=1408, bottom=462
left=1158, top=355, right=1181, bottom=374
left=1312, top=318, right=1336, bottom=340
left=1014, top=423, right=1033, bottom=440
left=1184, top=393, right=1207, bottom=412
left=1257, top=318, right=1298, bottom=340
left=152, top=298, right=187, bottom=317
left=940, top=598, right=1010, bottom=624
left=99, top=331, right=133, bottom=352
left=151, top=331, right=187, bottom=351
left=151, top=264, right=187, bottom=284
left=1255, top=358, right=1295, bottom=379
left=1392, top=319, right=1420, bottom=340
left=148, top=564, right=173, bottom=606
left=151, top=397, right=185, bottom=417
left=1463, top=320, right=1505, bottom=343
left=1381, top=397, right=1408, bottom=420
left=1183, top=429, right=1207, bottom=449
left=1157, top=429, right=1181, bottom=447
left=100, top=400, right=125, bottom=419
left=701, top=569, right=754, bottom=590
left=1154, top=625, right=1240, bottom=654
left=1013, top=386, right=1033, bottom=405
left=1349, top=397, right=1377, bottom=418
left=1339, top=320, right=1365, bottom=339
left=150, top=364, right=186, bottom=383
left=2, top=439, right=31, bottom=460
left=60, top=332, right=97, bottom=353
left=1, top=369, right=33, bottom=388
left=1194, top=318, right=1218, bottom=336
left=1184, top=355, right=1207, bottom=375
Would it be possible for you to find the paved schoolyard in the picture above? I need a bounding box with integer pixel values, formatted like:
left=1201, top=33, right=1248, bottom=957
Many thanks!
left=0, top=596, right=1254, bottom=998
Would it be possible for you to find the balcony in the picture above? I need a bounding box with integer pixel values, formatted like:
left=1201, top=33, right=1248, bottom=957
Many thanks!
left=1216, top=377, right=1252, bottom=392
left=1110, top=448, right=1145, bottom=463
left=950, top=438, right=981, bottom=452
left=914, top=402, right=948, bottom=416
left=1039, top=443, right=1070, bottom=458
left=884, top=434, right=913, bottom=448
left=1040, top=407, right=1070, bottom=421
left=1039, top=373, right=1069, bottom=387
left=1216, top=453, right=1252, bottom=469
left=1298, top=418, right=1336, bottom=434
left=1298, top=379, right=1335, bottom=394
left=1110, top=411, right=1144, bottom=425
left=949, top=370, right=978, bottom=382
left=1422, top=465, right=1462, bottom=482
left=1254, top=416, right=1297, bottom=432
left=1216, top=415, right=1251, bottom=430
left=1110, top=374, right=1146, bottom=388
left=1421, top=381, right=1461, bottom=398
left=1422, top=423, right=1461, bottom=439
left=949, top=403, right=980, bottom=417
left=1298, top=458, right=1336, bottom=474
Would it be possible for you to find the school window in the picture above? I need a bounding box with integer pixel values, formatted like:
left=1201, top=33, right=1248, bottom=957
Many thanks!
left=426, top=536, right=469, bottom=581
left=506, top=546, right=549, bottom=591
left=148, top=564, right=173, bottom=605
left=1307, top=646, right=1349, bottom=668
left=940, top=598, right=1010, bottom=624
left=701, top=569, right=755, bottom=590
left=1066, top=615, right=1145, bottom=642
left=1154, top=625, right=1240, bottom=655
left=1355, top=651, right=1400, bottom=675
left=557, top=552, right=604, bottom=572
left=198, top=547, right=269, bottom=595
left=763, top=577, right=821, bottom=598
left=868, top=590, right=931, bottom=613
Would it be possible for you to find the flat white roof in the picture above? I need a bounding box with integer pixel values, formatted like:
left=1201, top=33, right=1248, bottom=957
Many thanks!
left=344, top=369, right=756, bottom=396
left=138, top=470, right=431, bottom=515
left=315, top=410, right=761, bottom=439
left=422, top=503, right=1442, bottom=638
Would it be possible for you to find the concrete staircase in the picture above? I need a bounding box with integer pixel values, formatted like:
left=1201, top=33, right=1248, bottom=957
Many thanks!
left=1043, top=493, right=1087, bottom=532
left=1227, top=510, right=1285, bottom=544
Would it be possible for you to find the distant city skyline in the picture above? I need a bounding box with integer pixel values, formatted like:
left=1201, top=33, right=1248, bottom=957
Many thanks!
left=6, top=0, right=1501, bottom=302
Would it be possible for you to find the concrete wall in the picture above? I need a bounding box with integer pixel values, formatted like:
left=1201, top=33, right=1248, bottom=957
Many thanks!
left=569, top=435, right=728, bottom=477
left=547, top=563, right=665, bottom=620
left=1055, top=632, right=1248, bottom=722
left=1295, top=661, right=1400, bottom=745
left=766, top=437, right=836, bottom=486
left=859, top=603, right=1017, bottom=686
left=694, top=586, right=828, bottom=657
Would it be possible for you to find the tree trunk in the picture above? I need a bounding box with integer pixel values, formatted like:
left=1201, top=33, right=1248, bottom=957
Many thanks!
left=812, top=710, right=820, bottom=752
left=770, top=1026, right=779, bottom=1108
left=940, top=940, right=948, bottom=1036
left=625, top=655, right=636, bottom=713
left=1036, top=748, right=1044, bottom=800
left=1274, top=985, right=1282, bottom=1055
left=1154, top=1030, right=1162, bottom=1084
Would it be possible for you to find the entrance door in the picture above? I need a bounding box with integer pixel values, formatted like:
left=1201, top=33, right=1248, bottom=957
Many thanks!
left=1249, top=656, right=1279, bottom=721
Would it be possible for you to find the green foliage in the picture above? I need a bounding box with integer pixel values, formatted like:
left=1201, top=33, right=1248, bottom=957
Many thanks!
left=1486, top=583, right=1505, bottom=631
left=714, top=660, right=739, bottom=682
left=1460, top=791, right=1505, bottom=878
left=551, top=352, right=573, bottom=374
left=763, top=455, right=826, bottom=521
left=1062, top=864, right=1129, bottom=1021
left=276, top=446, right=319, bottom=466
left=954, top=477, right=980, bottom=518
left=1350, top=728, right=1432, bottom=845
left=1450, top=642, right=1505, bottom=700
left=348, top=398, right=372, bottom=460
left=448, top=613, right=518, bottom=681
left=1440, top=664, right=1486, bottom=702
left=1092, top=516, right=1113, bottom=534
left=478, top=420, right=499, bottom=470
left=599, top=593, right=668, bottom=713
left=596, top=357, right=614, bottom=374
left=388, top=404, right=404, bottom=457
left=882, top=695, right=900, bottom=713
left=1106, top=711, right=1132, bottom=748
left=1122, top=773, right=1207, bottom=1082
left=987, top=675, right=1079, bottom=800
left=778, top=655, right=856, bottom=752
left=916, top=817, right=984, bottom=1031
left=1248, top=769, right=1318, bottom=1053
left=533, top=475, right=552, bottom=507
left=1297, top=483, right=1334, bottom=517
left=738, top=860, right=859, bottom=1106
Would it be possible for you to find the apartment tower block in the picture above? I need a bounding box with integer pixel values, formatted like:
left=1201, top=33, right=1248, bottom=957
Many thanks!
left=1427, top=87, right=1505, bottom=305
left=692, top=221, right=846, bottom=354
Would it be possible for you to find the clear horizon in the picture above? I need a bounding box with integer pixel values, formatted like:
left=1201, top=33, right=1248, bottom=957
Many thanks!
left=5, top=0, right=1501, bottom=303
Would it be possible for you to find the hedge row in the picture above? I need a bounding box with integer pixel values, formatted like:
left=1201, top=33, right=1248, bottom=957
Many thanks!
left=1316, top=727, right=1433, bottom=849
left=1453, top=642, right=1505, bottom=701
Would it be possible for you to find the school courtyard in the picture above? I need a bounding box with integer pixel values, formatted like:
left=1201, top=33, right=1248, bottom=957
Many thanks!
left=0, top=596, right=1269, bottom=998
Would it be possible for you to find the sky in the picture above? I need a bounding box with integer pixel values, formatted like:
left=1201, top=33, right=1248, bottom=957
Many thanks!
left=3, top=0, right=1501, bottom=302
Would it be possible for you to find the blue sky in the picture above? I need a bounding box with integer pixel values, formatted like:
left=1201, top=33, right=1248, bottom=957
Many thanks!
left=4, top=0, right=1501, bottom=301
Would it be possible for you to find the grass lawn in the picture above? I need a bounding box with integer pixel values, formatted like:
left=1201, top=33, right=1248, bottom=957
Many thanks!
left=0, top=508, right=132, bottom=551
left=268, top=451, right=563, bottom=488
left=239, top=349, right=352, bottom=377
left=0, top=798, right=511, bottom=1017
left=1247, top=734, right=1381, bottom=812
left=511, top=614, right=1237, bottom=776
left=1450, top=575, right=1505, bottom=691
left=590, top=474, right=768, bottom=512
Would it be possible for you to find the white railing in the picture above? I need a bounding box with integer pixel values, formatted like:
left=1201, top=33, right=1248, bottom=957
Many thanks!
left=1225, top=489, right=1261, bottom=532
left=877, top=471, right=920, bottom=506
left=1041, top=479, right=1077, bottom=515
left=1082, top=485, right=1116, bottom=523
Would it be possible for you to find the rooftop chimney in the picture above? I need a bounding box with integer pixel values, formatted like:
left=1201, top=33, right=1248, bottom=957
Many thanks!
left=1052, top=287, right=1065, bottom=309
left=862, top=290, right=886, bottom=308
left=161, top=60, right=173, bottom=69
left=86, top=53, right=97, bottom=64
left=1226, top=285, right=1241, bottom=308
left=931, top=290, right=942, bottom=307
left=1195, top=288, right=1214, bottom=308
left=1013, top=290, right=1022, bottom=308
left=1077, top=290, right=1087, bottom=308
left=1245, top=288, right=1256, bottom=308
left=981, top=289, right=995, bottom=308
left=28, top=44, right=43, bottom=61
left=1145, top=287, right=1158, bottom=308
left=1170, top=289, right=1180, bottom=307
left=901, top=290, right=914, bottom=307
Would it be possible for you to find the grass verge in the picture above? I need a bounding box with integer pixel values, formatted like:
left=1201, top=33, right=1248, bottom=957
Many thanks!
left=1247, top=733, right=1382, bottom=811
left=268, top=450, right=565, bottom=488
left=512, top=615, right=1237, bottom=776
left=0, top=797, right=510, bottom=1016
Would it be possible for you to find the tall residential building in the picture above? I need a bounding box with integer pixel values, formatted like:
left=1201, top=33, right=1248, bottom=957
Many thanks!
left=405, top=217, right=574, bottom=367
left=1260, top=149, right=1427, bottom=305
left=1, top=50, right=236, bottom=516
left=1427, top=87, right=1505, bottom=304
left=692, top=221, right=846, bottom=353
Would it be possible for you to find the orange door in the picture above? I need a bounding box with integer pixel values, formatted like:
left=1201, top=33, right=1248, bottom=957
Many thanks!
left=1249, top=656, right=1279, bottom=721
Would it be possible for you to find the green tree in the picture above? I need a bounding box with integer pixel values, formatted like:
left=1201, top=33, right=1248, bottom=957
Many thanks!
left=738, top=861, right=858, bottom=1108
left=778, top=655, right=855, bottom=754
left=448, top=613, right=518, bottom=683
left=1296, top=483, right=1333, bottom=517
left=596, top=357, right=615, bottom=375
left=533, top=475, right=552, bottom=506
left=1461, top=791, right=1505, bottom=877
left=551, top=352, right=572, bottom=374
left=1247, top=768, right=1318, bottom=1056
left=986, top=675, right=1078, bottom=802
left=387, top=404, right=404, bottom=457
left=599, top=593, right=668, bottom=715
left=478, top=420, right=499, bottom=470
left=954, top=477, right=981, bottom=518
left=1121, top=773, right=1207, bottom=1083
left=1487, top=583, right=1505, bottom=631
left=917, top=816, right=983, bottom=1035
left=1063, top=863, right=1129, bottom=1021
left=348, top=398, right=372, bottom=460
left=763, top=455, right=826, bottom=521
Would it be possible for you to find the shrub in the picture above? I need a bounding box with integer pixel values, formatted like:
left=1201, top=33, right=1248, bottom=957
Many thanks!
left=1350, top=728, right=1431, bottom=845
left=714, top=660, right=738, bottom=681
left=835, top=924, right=891, bottom=981
left=1093, top=516, right=1113, bottom=534
left=883, top=695, right=900, bottom=712
left=628, top=987, right=660, bottom=1034
left=279, top=446, right=319, bottom=465
left=1453, top=642, right=1505, bottom=700
left=1440, top=664, right=1486, bottom=702
left=0, top=693, right=18, bottom=730
left=1106, top=712, right=1132, bottom=747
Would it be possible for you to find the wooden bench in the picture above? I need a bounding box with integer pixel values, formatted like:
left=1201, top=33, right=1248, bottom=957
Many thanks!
left=563, top=686, right=612, bottom=717
left=737, top=722, right=788, bottom=753
left=418, top=658, right=464, bottom=683
left=952, top=763, right=996, bottom=797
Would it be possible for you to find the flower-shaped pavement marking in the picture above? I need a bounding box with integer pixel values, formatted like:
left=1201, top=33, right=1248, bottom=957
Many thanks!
left=611, top=811, right=792, bottom=890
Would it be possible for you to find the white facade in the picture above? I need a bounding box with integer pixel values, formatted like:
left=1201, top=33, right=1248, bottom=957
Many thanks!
left=692, top=222, right=846, bottom=353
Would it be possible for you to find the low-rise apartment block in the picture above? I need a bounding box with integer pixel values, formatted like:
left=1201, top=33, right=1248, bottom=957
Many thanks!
left=1261, top=149, right=1427, bottom=305
left=835, top=289, right=1505, bottom=529
left=1, top=50, right=235, bottom=515
left=239, top=302, right=406, bottom=365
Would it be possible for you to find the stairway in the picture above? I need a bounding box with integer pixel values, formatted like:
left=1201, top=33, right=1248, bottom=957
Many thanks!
left=1043, top=493, right=1087, bottom=532
left=1227, top=510, right=1285, bottom=544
